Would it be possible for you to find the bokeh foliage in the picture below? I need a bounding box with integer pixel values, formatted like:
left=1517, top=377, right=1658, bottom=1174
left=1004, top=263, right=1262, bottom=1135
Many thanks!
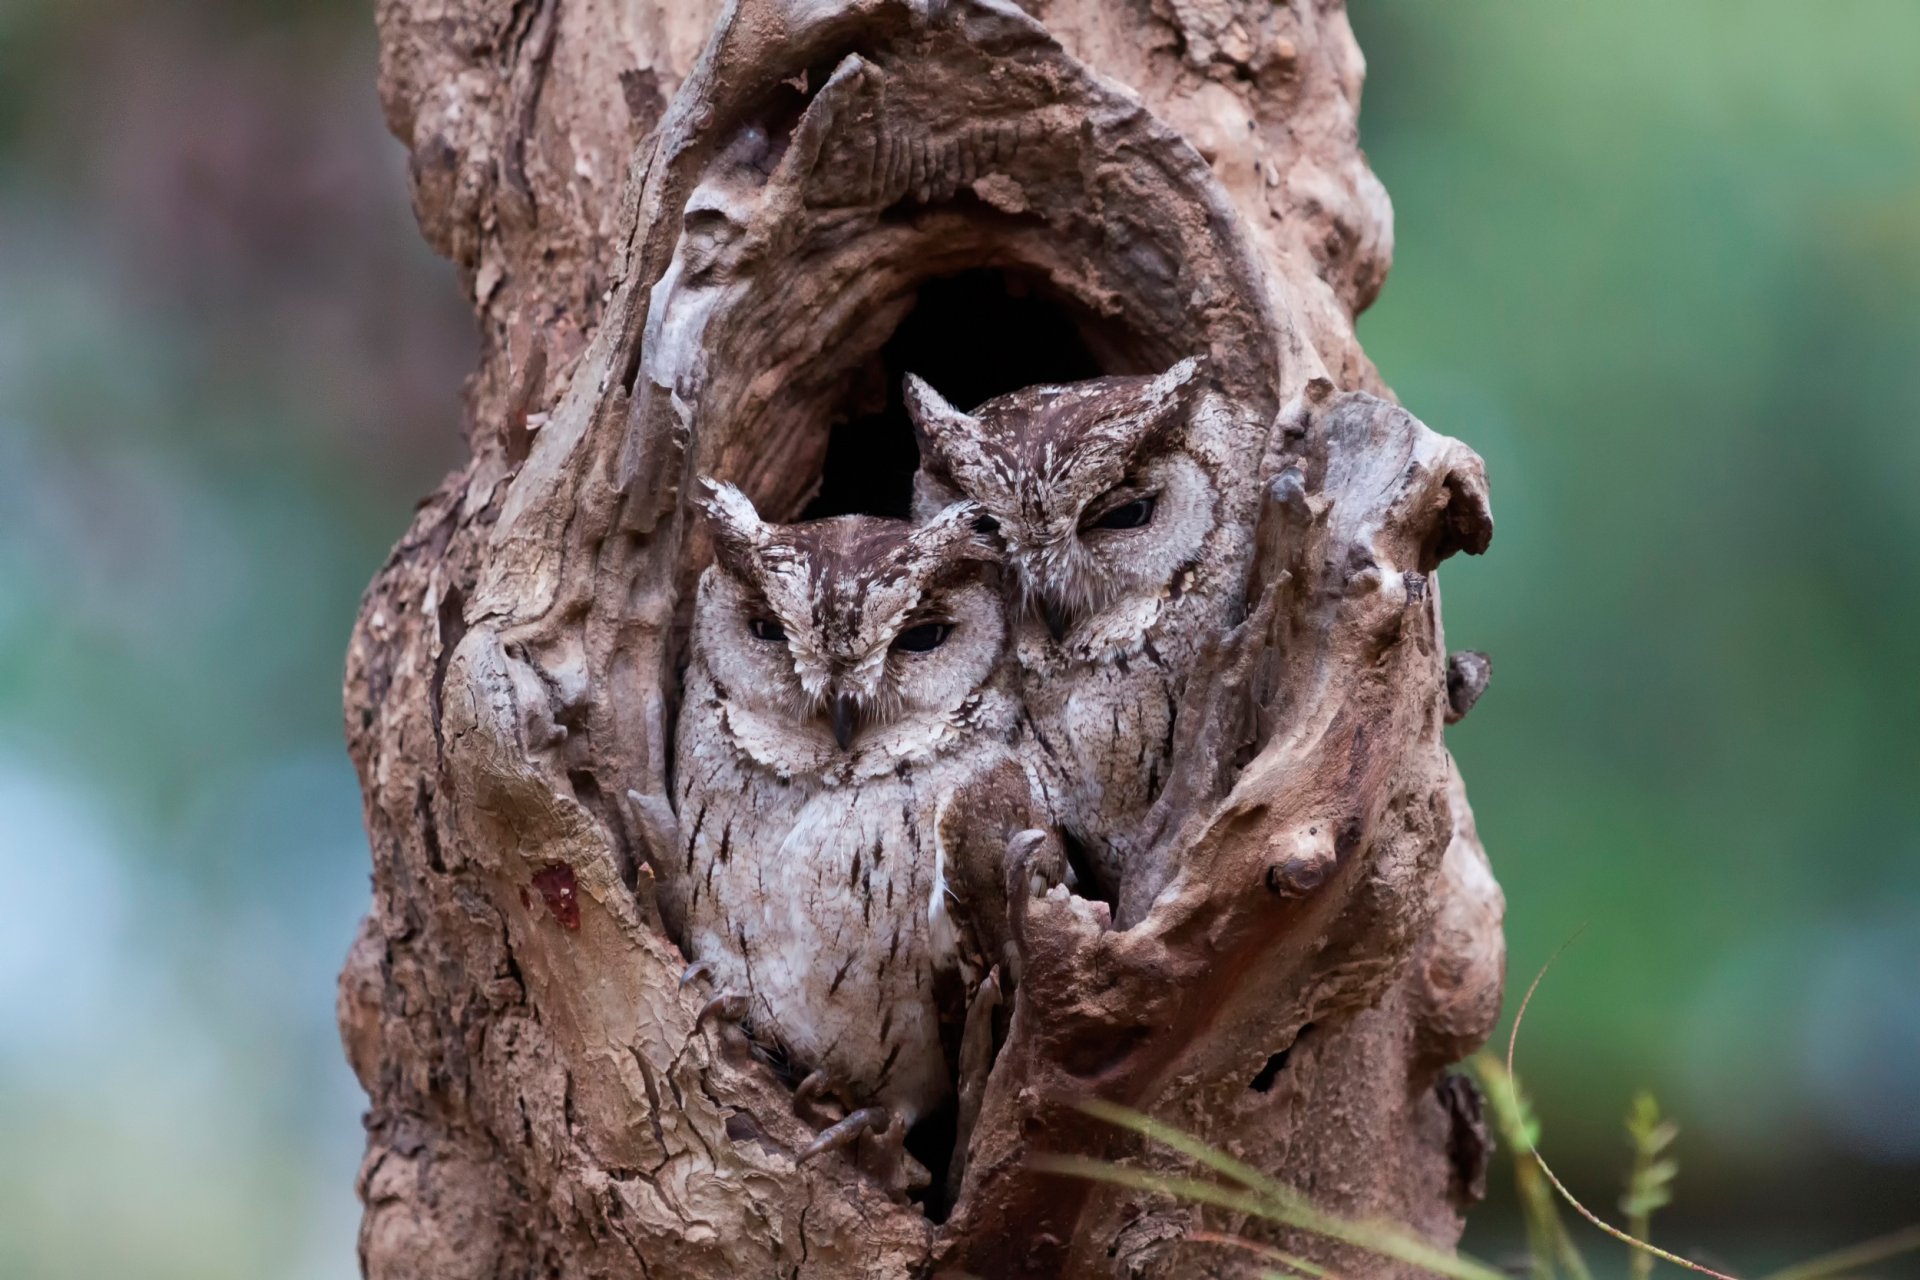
left=1353, top=0, right=1920, bottom=1259
left=0, top=2, right=468, bottom=1277
left=0, top=1, right=1915, bottom=1276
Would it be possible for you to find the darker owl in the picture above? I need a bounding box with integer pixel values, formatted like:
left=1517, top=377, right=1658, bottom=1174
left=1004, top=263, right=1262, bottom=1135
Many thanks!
left=906, top=358, right=1259, bottom=900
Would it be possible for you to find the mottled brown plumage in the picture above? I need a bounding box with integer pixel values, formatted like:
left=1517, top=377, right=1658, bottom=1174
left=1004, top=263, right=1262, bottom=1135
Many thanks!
left=907, top=360, right=1261, bottom=899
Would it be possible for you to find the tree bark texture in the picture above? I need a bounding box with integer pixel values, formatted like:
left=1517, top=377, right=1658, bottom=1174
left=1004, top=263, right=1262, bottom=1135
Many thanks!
left=340, top=1, right=1508, bottom=1276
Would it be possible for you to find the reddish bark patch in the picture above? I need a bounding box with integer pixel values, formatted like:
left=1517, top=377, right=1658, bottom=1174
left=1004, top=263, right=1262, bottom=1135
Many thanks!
left=532, top=863, right=581, bottom=930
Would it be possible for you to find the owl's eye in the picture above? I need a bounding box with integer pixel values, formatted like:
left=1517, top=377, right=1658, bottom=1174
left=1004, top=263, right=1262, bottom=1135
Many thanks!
left=1086, top=495, right=1157, bottom=531
left=892, top=622, right=952, bottom=653
left=748, top=617, right=786, bottom=643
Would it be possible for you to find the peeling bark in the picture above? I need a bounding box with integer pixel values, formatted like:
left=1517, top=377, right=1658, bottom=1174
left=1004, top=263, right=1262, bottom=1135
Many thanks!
left=342, top=1, right=1507, bottom=1276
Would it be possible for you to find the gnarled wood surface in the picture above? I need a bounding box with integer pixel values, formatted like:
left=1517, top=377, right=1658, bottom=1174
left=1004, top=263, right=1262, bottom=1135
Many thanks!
left=342, top=1, right=1507, bottom=1275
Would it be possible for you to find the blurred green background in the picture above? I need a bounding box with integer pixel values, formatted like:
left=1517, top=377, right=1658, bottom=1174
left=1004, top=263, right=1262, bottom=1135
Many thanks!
left=0, top=0, right=1914, bottom=1276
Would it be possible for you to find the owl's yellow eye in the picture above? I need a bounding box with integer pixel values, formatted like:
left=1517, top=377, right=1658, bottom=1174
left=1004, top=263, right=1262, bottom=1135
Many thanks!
left=748, top=617, right=786, bottom=642
left=892, top=622, right=952, bottom=653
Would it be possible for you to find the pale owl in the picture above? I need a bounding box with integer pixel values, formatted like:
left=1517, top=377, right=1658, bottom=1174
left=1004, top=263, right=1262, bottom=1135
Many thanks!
left=672, top=478, right=1047, bottom=1183
left=906, top=358, right=1258, bottom=901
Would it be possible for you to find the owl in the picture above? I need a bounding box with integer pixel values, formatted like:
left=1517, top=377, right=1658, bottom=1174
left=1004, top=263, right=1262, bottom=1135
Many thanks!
left=672, top=478, right=1046, bottom=1184
left=906, top=358, right=1258, bottom=901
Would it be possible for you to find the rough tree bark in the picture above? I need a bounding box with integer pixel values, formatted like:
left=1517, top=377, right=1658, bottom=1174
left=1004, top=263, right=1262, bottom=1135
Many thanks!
left=340, top=1, right=1508, bottom=1276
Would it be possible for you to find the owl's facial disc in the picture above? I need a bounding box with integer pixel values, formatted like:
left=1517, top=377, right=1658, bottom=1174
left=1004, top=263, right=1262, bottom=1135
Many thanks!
left=995, top=437, right=1213, bottom=648
left=903, top=360, right=1211, bottom=646
left=1018, top=479, right=1161, bottom=639
left=823, top=609, right=963, bottom=746
left=693, top=484, right=1005, bottom=761
left=1070, top=452, right=1213, bottom=626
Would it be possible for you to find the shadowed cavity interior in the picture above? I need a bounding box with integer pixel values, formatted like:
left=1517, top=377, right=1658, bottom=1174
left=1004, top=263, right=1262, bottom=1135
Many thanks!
left=802, top=269, right=1116, bottom=521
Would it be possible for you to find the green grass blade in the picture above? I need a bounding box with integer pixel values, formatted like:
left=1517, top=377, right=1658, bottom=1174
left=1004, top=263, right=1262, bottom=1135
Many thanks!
left=1183, top=1229, right=1339, bottom=1279
left=1758, top=1225, right=1920, bottom=1280
left=1505, top=943, right=1738, bottom=1280
left=1030, top=1152, right=1511, bottom=1280
left=1473, top=1052, right=1583, bottom=1280
left=1073, top=1096, right=1308, bottom=1208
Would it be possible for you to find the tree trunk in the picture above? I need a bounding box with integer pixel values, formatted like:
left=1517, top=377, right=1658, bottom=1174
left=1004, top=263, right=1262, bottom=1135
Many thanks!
left=340, top=1, right=1508, bottom=1276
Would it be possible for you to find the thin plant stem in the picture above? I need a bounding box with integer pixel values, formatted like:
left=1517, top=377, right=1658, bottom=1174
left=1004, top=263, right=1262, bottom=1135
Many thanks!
left=1504, top=938, right=1741, bottom=1280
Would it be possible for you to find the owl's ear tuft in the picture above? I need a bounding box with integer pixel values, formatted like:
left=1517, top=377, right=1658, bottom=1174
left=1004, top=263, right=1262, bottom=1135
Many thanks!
left=903, top=374, right=984, bottom=480
left=1090, top=355, right=1208, bottom=462
left=907, top=375, right=1012, bottom=508
left=1141, top=355, right=1208, bottom=436
left=1146, top=355, right=1206, bottom=408
left=695, top=477, right=767, bottom=580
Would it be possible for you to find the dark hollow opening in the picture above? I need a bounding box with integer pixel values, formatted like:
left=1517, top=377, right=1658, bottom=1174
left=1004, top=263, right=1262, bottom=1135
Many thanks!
left=1249, top=1047, right=1290, bottom=1094
left=802, top=269, right=1109, bottom=521
left=905, top=1097, right=959, bottom=1221
left=1059, top=827, right=1120, bottom=915
left=1250, top=1022, right=1315, bottom=1093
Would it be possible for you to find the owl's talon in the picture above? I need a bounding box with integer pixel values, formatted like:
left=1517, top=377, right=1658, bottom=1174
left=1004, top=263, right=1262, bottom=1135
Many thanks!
left=1007, top=828, right=1064, bottom=898
left=795, top=1106, right=891, bottom=1166
left=794, top=1070, right=832, bottom=1106
left=696, top=991, right=748, bottom=1027
left=679, top=959, right=714, bottom=988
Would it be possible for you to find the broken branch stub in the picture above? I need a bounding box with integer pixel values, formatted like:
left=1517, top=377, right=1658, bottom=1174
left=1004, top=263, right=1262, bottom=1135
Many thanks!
left=344, top=0, right=1509, bottom=1276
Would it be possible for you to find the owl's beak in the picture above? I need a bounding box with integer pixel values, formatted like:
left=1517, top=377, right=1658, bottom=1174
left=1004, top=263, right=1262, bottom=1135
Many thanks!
left=830, top=691, right=861, bottom=750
